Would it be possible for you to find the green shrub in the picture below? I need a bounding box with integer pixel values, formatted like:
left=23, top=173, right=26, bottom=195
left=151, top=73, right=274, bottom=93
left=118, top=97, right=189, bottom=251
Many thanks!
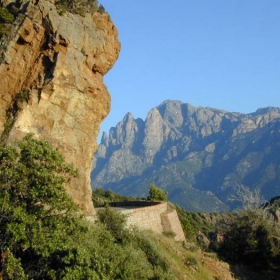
left=56, top=0, right=99, bottom=16
left=2, top=252, right=27, bottom=280
left=215, top=208, right=280, bottom=270
left=184, top=257, right=198, bottom=267
left=148, top=183, right=167, bottom=201
left=97, top=204, right=127, bottom=241
left=0, top=8, right=14, bottom=23
left=0, top=7, right=14, bottom=39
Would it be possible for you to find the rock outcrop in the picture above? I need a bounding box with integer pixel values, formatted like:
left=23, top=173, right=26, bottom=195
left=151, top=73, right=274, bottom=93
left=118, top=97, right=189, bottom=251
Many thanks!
left=92, top=100, right=280, bottom=212
left=0, top=0, right=120, bottom=215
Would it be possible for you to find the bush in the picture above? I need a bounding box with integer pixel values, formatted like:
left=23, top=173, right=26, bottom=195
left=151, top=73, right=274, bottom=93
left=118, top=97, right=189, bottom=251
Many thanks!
left=148, top=183, right=167, bottom=201
left=214, top=208, right=280, bottom=270
left=97, top=205, right=127, bottom=241
left=0, top=7, right=14, bottom=39
left=0, top=8, right=14, bottom=23
left=56, top=0, right=99, bottom=16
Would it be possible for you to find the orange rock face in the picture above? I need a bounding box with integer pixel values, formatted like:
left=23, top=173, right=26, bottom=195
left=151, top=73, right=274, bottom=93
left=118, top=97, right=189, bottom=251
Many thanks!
left=0, top=0, right=120, bottom=215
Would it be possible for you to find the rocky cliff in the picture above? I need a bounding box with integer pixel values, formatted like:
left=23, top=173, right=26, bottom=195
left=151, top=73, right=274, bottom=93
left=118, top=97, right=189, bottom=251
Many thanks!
left=0, top=0, right=120, bottom=215
left=92, top=100, right=280, bottom=212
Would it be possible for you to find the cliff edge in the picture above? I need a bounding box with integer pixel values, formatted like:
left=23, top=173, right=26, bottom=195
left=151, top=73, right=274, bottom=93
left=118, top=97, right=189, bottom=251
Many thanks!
left=0, top=0, right=120, bottom=215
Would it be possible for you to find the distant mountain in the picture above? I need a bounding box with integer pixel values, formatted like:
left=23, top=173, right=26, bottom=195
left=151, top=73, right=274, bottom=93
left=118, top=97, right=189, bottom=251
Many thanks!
left=91, top=100, right=280, bottom=212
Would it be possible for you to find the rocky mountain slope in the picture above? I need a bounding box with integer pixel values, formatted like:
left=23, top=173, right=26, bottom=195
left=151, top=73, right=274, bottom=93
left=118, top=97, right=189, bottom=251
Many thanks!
left=92, top=100, right=280, bottom=212
left=0, top=0, right=120, bottom=215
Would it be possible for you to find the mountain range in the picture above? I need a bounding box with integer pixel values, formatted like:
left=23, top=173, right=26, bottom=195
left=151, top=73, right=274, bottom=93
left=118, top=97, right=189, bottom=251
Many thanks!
left=91, top=100, right=280, bottom=212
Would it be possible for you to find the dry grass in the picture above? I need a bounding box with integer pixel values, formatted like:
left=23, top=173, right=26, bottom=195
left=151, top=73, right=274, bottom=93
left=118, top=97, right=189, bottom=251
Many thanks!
left=144, top=230, right=233, bottom=280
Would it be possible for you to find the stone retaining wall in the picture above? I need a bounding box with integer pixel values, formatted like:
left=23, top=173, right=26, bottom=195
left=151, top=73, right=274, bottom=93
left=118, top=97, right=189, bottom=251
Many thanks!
left=161, top=209, right=186, bottom=242
left=113, top=201, right=186, bottom=242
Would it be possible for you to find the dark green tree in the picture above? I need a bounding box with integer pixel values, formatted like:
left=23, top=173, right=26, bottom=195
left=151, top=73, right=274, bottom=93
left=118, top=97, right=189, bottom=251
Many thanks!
left=215, top=209, right=280, bottom=270
left=147, top=183, right=167, bottom=201
left=0, top=135, right=81, bottom=278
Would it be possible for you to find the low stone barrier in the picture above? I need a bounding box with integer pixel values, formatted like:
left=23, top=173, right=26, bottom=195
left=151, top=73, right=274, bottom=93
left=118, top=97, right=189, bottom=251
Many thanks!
left=110, top=201, right=186, bottom=242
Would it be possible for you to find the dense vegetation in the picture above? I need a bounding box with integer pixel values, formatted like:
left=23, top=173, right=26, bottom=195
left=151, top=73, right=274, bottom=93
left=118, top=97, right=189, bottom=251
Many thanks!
left=94, top=186, right=280, bottom=278
left=177, top=194, right=280, bottom=277
left=55, top=0, right=106, bottom=16
left=212, top=200, right=280, bottom=274
left=94, top=184, right=280, bottom=276
left=147, top=183, right=167, bottom=201
left=1, top=136, right=279, bottom=279
left=0, top=136, right=183, bottom=279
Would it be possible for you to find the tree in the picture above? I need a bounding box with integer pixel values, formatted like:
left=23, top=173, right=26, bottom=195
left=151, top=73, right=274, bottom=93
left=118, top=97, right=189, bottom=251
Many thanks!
left=214, top=188, right=280, bottom=271
left=0, top=134, right=78, bottom=214
left=0, top=135, right=81, bottom=278
left=147, top=183, right=167, bottom=201
left=228, top=184, right=264, bottom=210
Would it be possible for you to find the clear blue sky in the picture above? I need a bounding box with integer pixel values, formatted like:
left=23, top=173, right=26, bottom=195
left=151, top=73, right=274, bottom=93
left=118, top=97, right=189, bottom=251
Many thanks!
left=98, top=0, right=280, bottom=142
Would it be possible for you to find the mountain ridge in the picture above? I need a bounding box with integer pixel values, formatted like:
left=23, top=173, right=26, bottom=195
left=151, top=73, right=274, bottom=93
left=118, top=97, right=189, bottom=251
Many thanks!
left=92, top=100, right=280, bottom=212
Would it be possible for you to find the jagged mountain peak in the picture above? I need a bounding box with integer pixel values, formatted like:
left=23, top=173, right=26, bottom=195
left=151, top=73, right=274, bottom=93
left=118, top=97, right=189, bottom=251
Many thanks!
left=92, top=101, right=280, bottom=212
left=123, top=112, right=135, bottom=121
left=252, top=106, right=280, bottom=116
left=157, top=100, right=184, bottom=127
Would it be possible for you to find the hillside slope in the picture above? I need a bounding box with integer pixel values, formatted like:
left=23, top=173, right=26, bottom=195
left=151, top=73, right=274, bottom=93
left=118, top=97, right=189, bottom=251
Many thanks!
left=92, top=100, right=280, bottom=212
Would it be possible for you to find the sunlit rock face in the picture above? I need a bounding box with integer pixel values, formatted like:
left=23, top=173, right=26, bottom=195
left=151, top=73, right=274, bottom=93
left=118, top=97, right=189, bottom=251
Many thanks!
left=0, top=0, right=120, bottom=215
